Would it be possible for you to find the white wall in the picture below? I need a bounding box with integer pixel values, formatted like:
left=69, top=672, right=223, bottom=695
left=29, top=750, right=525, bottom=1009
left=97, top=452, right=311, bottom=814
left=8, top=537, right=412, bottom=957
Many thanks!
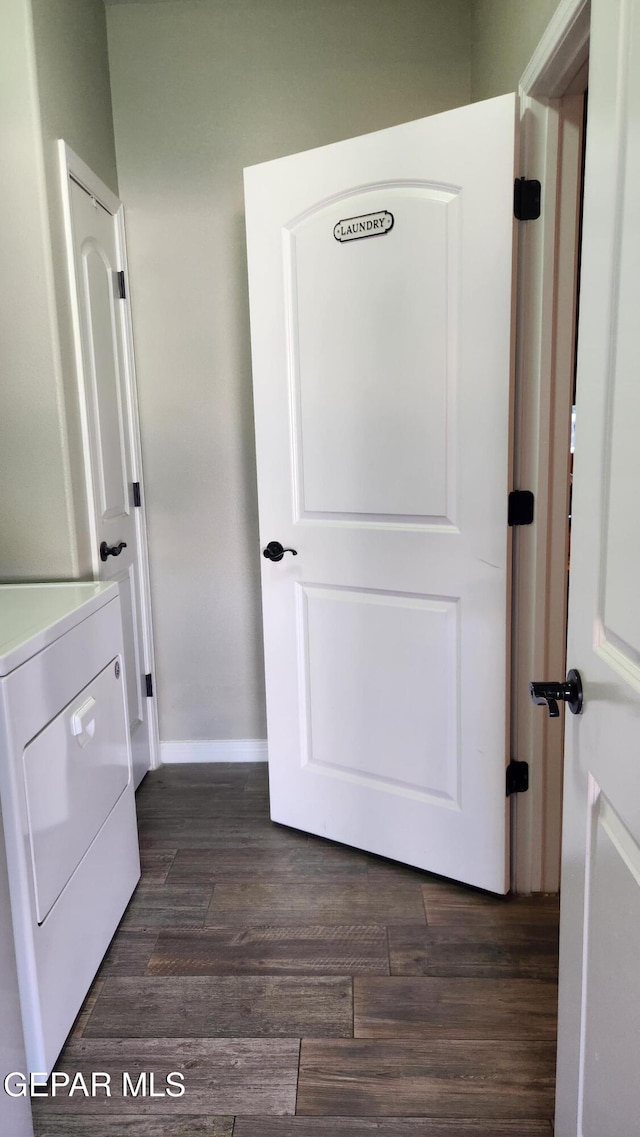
left=471, top=0, right=562, bottom=100
left=105, top=0, right=473, bottom=744
left=32, top=0, right=118, bottom=193
left=0, top=0, right=77, bottom=581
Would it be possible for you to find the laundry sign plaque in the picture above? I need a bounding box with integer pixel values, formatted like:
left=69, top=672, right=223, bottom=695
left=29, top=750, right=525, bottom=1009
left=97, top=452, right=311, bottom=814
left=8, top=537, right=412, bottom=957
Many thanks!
left=333, top=210, right=394, bottom=243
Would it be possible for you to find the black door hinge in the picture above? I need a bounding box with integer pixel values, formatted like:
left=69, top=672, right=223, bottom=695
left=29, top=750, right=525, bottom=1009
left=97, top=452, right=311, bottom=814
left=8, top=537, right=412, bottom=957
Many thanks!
left=506, top=760, right=529, bottom=797
left=132, top=481, right=141, bottom=507
left=508, top=490, right=535, bottom=526
left=117, top=270, right=126, bottom=299
left=514, top=177, right=541, bottom=221
left=145, top=673, right=153, bottom=697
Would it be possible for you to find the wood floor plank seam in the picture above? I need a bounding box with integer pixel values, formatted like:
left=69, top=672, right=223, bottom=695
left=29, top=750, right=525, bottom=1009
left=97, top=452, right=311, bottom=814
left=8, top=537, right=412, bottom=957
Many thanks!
left=294, top=1038, right=303, bottom=1118
left=351, top=967, right=355, bottom=1037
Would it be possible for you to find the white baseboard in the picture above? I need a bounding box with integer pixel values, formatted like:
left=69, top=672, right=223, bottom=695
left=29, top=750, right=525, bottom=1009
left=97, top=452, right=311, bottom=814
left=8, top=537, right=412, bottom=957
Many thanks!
left=160, top=739, right=268, bottom=764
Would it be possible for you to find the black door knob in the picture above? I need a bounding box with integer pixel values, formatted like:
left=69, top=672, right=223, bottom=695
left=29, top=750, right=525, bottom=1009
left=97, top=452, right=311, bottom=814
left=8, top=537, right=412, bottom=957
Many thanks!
left=530, top=669, right=583, bottom=718
left=100, top=540, right=127, bottom=562
left=262, top=541, right=298, bottom=562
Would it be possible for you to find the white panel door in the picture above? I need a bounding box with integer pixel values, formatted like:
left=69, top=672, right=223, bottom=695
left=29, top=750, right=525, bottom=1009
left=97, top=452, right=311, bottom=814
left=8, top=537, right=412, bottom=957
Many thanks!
left=554, top=0, right=640, bottom=1132
left=68, top=175, right=151, bottom=788
left=245, top=95, right=517, bottom=894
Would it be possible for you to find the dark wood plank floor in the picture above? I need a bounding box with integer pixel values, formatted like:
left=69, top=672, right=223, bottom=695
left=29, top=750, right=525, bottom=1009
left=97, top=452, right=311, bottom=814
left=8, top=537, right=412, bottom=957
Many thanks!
left=32, top=763, right=559, bottom=1136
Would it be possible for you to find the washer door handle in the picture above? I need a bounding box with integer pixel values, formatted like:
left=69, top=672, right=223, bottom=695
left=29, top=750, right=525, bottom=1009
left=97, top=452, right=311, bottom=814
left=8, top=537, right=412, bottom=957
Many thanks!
left=70, top=696, right=96, bottom=747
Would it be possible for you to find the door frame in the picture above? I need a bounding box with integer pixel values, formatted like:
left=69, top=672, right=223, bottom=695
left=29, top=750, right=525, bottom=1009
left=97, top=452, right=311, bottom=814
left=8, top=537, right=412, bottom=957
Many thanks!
left=58, top=141, right=160, bottom=773
left=513, top=0, right=590, bottom=892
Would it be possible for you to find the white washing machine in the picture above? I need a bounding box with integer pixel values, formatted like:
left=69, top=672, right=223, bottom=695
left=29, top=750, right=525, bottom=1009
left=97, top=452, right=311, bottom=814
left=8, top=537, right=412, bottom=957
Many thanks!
left=0, top=582, right=141, bottom=1074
